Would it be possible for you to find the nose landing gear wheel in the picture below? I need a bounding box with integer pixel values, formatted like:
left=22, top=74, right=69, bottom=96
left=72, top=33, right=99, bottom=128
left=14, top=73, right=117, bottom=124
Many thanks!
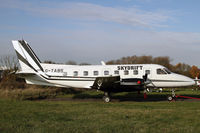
left=167, top=89, right=176, bottom=101
left=167, top=96, right=173, bottom=101
left=167, top=96, right=176, bottom=101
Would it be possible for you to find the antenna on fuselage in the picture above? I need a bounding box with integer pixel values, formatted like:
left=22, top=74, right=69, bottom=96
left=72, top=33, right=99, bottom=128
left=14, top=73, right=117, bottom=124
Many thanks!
left=101, top=61, right=106, bottom=66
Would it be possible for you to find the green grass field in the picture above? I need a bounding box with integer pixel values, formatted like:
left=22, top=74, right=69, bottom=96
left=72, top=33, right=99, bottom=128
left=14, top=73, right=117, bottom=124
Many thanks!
left=1, top=89, right=200, bottom=133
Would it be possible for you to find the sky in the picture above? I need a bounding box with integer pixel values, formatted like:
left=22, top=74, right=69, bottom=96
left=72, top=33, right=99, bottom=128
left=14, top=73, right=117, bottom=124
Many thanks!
left=0, top=0, right=200, bottom=66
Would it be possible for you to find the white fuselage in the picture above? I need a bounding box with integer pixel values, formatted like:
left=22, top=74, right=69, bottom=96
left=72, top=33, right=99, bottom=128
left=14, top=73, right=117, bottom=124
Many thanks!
left=25, top=63, right=195, bottom=89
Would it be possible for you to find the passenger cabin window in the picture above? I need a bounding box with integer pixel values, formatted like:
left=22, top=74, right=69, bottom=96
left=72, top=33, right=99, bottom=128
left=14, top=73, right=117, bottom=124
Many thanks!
left=73, top=71, right=78, bottom=76
left=93, top=71, right=99, bottom=76
left=157, top=69, right=167, bottom=75
left=104, top=71, right=109, bottom=75
left=133, top=70, right=138, bottom=75
left=83, top=71, right=88, bottom=76
left=114, top=70, right=119, bottom=75
left=145, top=70, right=150, bottom=75
left=124, top=70, right=129, bottom=75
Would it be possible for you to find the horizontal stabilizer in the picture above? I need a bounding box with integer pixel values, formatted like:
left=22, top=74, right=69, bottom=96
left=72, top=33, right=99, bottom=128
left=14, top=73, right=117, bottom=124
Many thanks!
left=16, top=72, right=37, bottom=77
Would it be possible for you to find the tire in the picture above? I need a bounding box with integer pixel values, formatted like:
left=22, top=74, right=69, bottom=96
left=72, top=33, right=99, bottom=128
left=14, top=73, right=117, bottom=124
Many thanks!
left=104, top=96, right=111, bottom=103
left=167, top=96, right=173, bottom=101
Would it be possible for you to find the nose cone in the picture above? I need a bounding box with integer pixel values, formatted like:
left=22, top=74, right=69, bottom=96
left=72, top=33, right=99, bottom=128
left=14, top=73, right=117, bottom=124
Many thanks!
left=185, top=77, right=195, bottom=86
left=176, top=74, right=195, bottom=87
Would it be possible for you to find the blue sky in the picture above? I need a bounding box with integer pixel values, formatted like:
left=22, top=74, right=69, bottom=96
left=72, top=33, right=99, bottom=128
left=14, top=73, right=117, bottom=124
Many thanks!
left=0, top=0, right=200, bottom=66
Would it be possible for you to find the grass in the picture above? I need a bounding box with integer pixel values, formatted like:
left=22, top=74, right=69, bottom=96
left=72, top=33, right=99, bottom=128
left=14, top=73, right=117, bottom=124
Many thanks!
left=0, top=85, right=79, bottom=100
left=1, top=88, right=200, bottom=133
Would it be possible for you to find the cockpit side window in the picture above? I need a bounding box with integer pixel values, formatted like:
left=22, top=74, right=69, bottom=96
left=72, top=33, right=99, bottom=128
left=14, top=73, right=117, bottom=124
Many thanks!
left=157, top=69, right=167, bottom=75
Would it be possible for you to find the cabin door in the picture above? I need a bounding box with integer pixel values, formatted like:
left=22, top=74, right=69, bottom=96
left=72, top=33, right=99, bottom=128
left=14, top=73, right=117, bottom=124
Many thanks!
left=143, top=67, right=152, bottom=79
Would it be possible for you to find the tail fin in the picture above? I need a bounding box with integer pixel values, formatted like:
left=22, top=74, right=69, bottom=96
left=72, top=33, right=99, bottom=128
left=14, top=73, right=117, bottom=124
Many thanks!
left=12, top=40, right=44, bottom=73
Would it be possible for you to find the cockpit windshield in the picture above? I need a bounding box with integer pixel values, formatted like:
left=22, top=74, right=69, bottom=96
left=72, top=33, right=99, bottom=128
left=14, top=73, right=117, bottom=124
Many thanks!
left=163, top=68, right=171, bottom=74
left=157, top=68, right=171, bottom=75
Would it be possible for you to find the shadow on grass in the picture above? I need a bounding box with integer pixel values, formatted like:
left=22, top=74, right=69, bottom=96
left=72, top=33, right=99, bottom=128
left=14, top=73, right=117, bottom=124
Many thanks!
left=72, top=92, right=168, bottom=102
left=72, top=90, right=200, bottom=102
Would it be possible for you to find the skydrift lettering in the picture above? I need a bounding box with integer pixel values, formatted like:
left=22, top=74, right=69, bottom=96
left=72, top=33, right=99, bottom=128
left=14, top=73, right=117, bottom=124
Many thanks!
left=117, top=66, right=143, bottom=71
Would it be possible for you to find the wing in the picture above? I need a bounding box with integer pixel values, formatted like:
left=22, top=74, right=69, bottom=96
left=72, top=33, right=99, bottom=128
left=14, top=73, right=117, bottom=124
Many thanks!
left=92, top=76, right=149, bottom=92
left=16, top=71, right=37, bottom=78
left=92, top=76, right=120, bottom=90
left=16, top=71, right=49, bottom=83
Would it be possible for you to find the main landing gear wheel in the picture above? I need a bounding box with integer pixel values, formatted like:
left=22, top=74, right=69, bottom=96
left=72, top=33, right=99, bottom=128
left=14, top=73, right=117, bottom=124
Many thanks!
left=103, top=96, right=111, bottom=103
left=103, top=92, right=111, bottom=103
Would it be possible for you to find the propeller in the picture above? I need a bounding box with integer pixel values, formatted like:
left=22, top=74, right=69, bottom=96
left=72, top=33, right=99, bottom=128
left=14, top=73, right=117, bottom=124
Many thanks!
left=143, top=74, right=156, bottom=88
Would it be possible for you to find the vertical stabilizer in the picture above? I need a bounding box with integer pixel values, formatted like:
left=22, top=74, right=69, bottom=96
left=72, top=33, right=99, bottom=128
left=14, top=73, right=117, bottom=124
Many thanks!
left=12, top=40, right=44, bottom=73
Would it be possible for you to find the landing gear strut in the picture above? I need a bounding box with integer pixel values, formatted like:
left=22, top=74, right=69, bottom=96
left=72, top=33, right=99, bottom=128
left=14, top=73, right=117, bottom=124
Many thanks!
left=103, top=92, right=111, bottom=103
left=167, top=89, right=176, bottom=101
left=144, top=90, right=147, bottom=99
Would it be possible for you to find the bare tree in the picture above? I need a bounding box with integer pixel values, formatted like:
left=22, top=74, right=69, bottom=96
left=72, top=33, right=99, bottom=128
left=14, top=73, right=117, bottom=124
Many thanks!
left=0, top=56, right=24, bottom=89
left=0, top=55, right=19, bottom=72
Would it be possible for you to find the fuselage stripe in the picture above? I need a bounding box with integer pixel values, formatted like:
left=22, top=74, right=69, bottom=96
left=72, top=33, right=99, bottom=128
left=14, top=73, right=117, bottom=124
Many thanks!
left=40, top=75, right=95, bottom=81
left=150, top=79, right=191, bottom=82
